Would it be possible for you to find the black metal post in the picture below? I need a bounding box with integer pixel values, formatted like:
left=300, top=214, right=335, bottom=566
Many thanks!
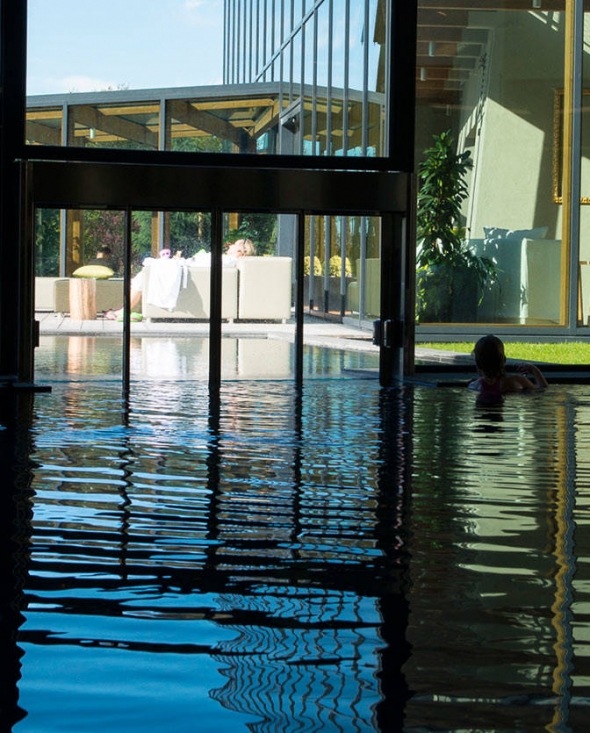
left=209, top=208, right=223, bottom=395
left=122, top=207, right=132, bottom=403
left=295, top=212, right=305, bottom=387
left=0, top=1, right=28, bottom=383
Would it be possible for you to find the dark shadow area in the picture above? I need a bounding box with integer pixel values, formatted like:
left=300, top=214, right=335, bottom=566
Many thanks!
left=0, top=393, right=36, bottom=730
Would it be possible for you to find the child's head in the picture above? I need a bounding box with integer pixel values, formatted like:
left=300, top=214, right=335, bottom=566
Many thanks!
left=474, top=335, right=506, bottom=379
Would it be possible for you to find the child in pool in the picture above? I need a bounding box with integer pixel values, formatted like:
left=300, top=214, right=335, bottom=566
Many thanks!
left=470, top=335, right=548, bottom=399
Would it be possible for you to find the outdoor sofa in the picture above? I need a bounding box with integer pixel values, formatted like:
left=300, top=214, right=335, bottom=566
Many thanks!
left=35, top=256, right=293, bottom=322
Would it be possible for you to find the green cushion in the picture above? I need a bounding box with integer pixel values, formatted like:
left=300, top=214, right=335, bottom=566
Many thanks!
left=72, top=265, right=114, bottom=279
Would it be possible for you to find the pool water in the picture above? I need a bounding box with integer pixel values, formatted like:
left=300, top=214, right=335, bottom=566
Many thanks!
left=2, top=341, right=590, bottom=732
left=34, top=335, right=380, bottom=381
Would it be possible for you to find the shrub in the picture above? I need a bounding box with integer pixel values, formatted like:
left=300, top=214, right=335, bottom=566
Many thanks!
left=304, top=255, right=322, bottom=275
left=328, top=255, right=352, bottom=277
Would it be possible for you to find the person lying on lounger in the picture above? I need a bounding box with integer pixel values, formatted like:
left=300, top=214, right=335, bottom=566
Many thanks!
left=104, top=249, right=172, bottom=321
left=104, top=240, right=256, bottom=321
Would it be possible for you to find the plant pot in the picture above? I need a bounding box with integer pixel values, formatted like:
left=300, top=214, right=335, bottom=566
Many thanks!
left=417, top=263, right=479, bottom=323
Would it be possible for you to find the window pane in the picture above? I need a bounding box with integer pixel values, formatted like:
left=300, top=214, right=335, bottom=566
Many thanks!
left=305, top=213, right=381, bottom=328
left=416, top=2, right=565, bottom=326
left=34, top=209, right=61, bottom=276
left=27, top=0, right=390, bottom=160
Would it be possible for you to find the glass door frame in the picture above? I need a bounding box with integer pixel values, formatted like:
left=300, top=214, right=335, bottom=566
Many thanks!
left=22, top=160, right=414, bottom=389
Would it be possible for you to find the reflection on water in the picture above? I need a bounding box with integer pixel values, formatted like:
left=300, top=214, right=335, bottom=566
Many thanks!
left=3, top=355, right=590, bottom=731
left=35, top=336, right=379, bottom=381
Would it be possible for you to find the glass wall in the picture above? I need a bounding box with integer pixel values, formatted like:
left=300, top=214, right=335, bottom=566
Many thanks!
left=224, top=0, right=388, bottom=158
left=27, top=1, right=389, bottom=161
left=305, top=214, right=381, bottom=324
left=34, top=206, right=297, bottom=380
left=577, top=11, right=590, bottom=328
left=33, top=206, right=286, bottom=280
left=416, top=2, right=567, bottom=329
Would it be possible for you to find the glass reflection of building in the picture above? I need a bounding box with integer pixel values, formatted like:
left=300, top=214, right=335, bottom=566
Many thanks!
left=223, top=0, right=385, bottom=158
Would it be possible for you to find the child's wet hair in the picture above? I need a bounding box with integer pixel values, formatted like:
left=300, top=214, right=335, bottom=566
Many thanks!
left=473, top=334, right=505, bottom=379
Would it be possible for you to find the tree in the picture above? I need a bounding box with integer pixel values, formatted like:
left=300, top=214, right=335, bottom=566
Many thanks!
left=228, top=214, right=277, bottom=255
left=35, top=209, right=60, bottom=275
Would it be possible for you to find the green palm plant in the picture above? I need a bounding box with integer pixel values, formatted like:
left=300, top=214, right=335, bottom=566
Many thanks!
left=417, top=130, right=472, bottom=267
left=416, top=130, right=495, bottom=322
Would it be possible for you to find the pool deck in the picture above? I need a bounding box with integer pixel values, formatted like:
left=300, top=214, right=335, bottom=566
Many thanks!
left=36, top=311, right=590, bottom=386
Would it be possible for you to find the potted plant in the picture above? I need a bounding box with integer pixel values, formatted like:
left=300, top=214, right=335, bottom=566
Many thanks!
left=416, top=130, right=495, bottom=322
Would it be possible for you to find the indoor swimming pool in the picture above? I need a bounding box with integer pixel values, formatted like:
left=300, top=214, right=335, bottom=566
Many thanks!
left=2, top=336, right=590, bottom=732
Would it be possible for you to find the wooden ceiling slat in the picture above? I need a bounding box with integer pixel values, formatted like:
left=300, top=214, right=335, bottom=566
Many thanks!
left=419, top=0, right=570, bottom=10
left=98, top=104, right=160, bottom=116
left=193, top=98, right=276, bottom=111
left=417, top=26, right=488, bottom=41
left=26, top=109, right=62, bottom=121
left=416, top=4, right=496, bottom=106
left=417, top=41, right=483, bottom=57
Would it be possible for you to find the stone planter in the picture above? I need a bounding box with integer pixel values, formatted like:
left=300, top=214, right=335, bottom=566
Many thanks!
left=303, top=275, right=353, bottom=312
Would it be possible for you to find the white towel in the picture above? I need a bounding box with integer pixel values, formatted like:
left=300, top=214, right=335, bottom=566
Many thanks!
left=145, top=258, right=187, bottom=310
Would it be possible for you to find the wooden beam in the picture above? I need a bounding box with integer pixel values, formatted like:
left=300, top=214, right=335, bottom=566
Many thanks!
left=193, top=98, right=277, bottom=111
left=72, top=105, right=158, bottom=147
left=251, top=100, right=282, bottom=136
left=26, top=109, right=62, bottom=121
left=168, top=99, right=244, bottom=145
left=26, top=121, right=61, bottom=145
left=417, top=26, right=488, bottom=42
left=419, top=0, right=572, bottom=10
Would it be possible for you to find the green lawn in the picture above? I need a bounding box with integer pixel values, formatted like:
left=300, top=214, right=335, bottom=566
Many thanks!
left=418, top=341, right=590, bottom=364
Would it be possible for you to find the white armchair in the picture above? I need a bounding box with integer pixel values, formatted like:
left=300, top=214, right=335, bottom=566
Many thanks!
left=471, top=238, right=562, bottom=323
left=236, top=256, right=292, bottom=321
left=141, top=256, right=293, bottom=322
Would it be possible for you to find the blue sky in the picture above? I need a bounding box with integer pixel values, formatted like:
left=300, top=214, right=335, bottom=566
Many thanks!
left=27, top=0, right=225, bottom=96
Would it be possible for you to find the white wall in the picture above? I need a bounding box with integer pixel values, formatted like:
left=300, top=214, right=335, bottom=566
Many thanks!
left=464, top=11, right=564, bottom=240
